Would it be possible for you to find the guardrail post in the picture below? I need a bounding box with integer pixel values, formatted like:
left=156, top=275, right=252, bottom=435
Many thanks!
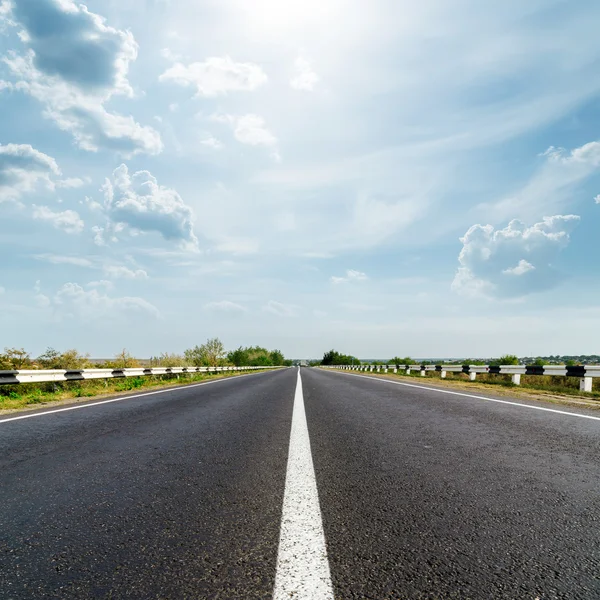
left=440, top=370, right=447, bottom=379
left=393, top=367, right=397, bottom=373
left=384, top=366, right=388, bottom=373
left=420, top=369, right=426, bottom=377
left=580, top=377, right=593, bottom=392
left=469, top=372, right=477, bottom=381
left=511, top=374, right=521, bottom=385
left=405, top=367, right=411, bottom=375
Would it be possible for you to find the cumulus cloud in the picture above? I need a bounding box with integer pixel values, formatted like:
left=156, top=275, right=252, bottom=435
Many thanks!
left=103, top=265, right=148, bottom=280
left=204, top=300, right=247, bottom=313
left=331, top=269, right=368, bottom=284
left=212, top=113, right=279, bottom=160
left=96, top=164, right=198, bottom=249
left=0, top=143, right=60, bottom=202
left=290, top=56, right=319, bottom=91
left=10, top=0, right=136, bottom=93
left=160, top=56, right=267, bottom=97
left=263, top=300, right=298, bottom=317
left=452, top=215, right=580, bottom=298
left=3, top=1, right=162, bottom=156
left=32, top=205, right=84, bottom=233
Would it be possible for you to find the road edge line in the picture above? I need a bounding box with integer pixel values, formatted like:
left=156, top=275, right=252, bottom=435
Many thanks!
left=321, top=369, right=600, bottom=422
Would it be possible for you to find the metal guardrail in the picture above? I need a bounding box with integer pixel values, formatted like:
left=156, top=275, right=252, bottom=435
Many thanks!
left=323, top=364, right=600, bottom=392
left=0, top=366, right=284, bottom=386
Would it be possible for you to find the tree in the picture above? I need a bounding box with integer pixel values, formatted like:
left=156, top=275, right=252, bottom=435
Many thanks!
left=185, top=338, right=226, bottom=367
left=321, top=350, right=359, bottom=366
left=36, top=348, right=91, bottom=369
left=106, top=349, right=140, bottom=369
left=37, top=347, right=61, bottom=369
left=0, top=347, right=31, bottom=370
left=490, top=354, right=519, bottom=366
left=227, top=346, right=250, bottom=367
left=270, top=349, right=285, bottom=366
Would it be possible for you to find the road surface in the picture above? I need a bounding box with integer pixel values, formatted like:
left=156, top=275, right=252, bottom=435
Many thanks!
left=1, top=368, right=599, bottom=599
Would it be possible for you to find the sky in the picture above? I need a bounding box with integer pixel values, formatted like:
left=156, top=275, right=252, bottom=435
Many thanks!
left=1, top=0, right=600, bottom=360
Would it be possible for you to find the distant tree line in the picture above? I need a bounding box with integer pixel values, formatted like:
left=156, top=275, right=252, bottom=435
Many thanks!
left=313, top=351, right=599, bottom=367
left=0, top=338, right=292, bottom=371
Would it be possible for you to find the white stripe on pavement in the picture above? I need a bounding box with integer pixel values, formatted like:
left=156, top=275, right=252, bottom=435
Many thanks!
left=329, top=371, right=600, bottom=422
left=0, top=371, right=275, bottom=425
left=273, top=369, right=334, bottom=600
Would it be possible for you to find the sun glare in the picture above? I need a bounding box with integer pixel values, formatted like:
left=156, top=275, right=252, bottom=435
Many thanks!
left=237, top=0, right=343, bottom=33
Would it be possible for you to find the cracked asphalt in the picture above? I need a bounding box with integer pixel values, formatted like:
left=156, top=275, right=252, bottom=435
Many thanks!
left=1, top=367, right=600, bottom=599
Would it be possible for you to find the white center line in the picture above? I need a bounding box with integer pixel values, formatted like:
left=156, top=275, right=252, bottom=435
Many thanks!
left=273, top=369, right=334, bottom=600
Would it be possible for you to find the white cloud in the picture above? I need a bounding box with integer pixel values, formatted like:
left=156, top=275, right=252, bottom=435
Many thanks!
left=502, top=259, right=535, bottom=276
left=0, top=286, right=5, bottom=295
left=160, top=48, right=183, bottom=62
left=200, top=135, right=223, bottom=149
left=86, top=280, right=114, bottom=290
left=212, top=113, right=279, bottom=159
left=33, top=279, right=50, bottom=308
left=3, top=1, right=162, bottom=156
left=204, top=300, right=247, bottom=313
left=452, top=215, right=580, bottom=298
left=0, top=143, right=60, bottom=202
left=263, top=300, right=298, bottom=317
left=231, top=114, right=276, bottom=147
left=97, top=164, right=198, bottom=249
left=159, top=56, right=267, bottom=97
left=331, top=269, right=368, bottom=284
left=51, top=282, right=160, bottom=319
left=32, top=205, right=84, bottom=234
left=56, top=177, right=89, bottom=189
left=480, top=139, right=600, bottom=221
left=214, top=237, right=259, bottom=255
left=290, top=56, right=319, bottom=91
left=594, top=194, right=600, bottom=204
left=33, top=254, right=93, bottom=267
left=103, top=265, right=148, bottom=280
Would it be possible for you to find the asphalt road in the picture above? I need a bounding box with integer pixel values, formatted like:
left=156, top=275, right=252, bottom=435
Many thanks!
left=1, top=367, right=600, bottom=599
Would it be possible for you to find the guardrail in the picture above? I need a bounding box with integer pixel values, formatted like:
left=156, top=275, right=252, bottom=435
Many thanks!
left=0, top=365, right=284, bottom=386
left=322, top=364, right=600, bottom=392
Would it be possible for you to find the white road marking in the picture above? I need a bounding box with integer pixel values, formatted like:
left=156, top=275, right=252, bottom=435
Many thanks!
left=0, top=371, right=275, bottom=425
left=328, top=371, right=600, bottom=422
left=273, top=369, right=334, bottom=600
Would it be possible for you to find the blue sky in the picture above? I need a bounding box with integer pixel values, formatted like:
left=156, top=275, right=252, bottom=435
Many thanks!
left=1, top=0, right=600, bottom=359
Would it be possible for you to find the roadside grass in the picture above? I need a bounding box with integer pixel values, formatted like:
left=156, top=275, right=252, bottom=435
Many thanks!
left=357, top=369, right=600, bottom=399
left=0, top=370, right=263, bottom=412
